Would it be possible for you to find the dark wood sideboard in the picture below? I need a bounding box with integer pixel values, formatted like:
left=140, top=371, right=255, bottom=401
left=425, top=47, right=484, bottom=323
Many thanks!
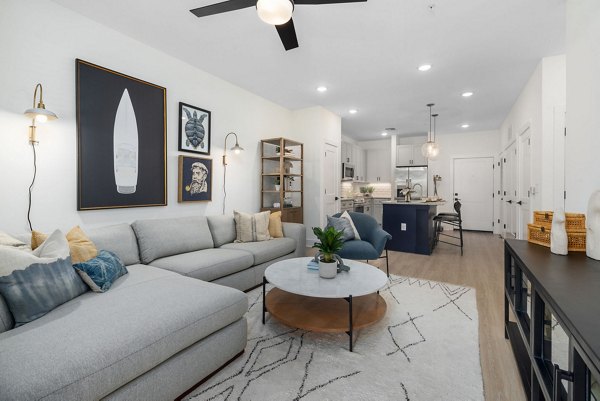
left=504, top=239, right=600, bottom=401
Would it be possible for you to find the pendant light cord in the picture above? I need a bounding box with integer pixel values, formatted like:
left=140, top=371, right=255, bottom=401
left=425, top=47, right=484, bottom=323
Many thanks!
left=222, top=163, right=227, bottom=215
left=27, top=143, right=37, bottom=231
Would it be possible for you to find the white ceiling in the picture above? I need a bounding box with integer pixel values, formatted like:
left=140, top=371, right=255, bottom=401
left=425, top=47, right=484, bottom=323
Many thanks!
left=52, top=0, right=565, bottom=140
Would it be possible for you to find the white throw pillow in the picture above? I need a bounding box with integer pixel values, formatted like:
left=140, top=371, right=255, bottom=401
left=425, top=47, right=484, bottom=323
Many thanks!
left=234, top=211, right=272, bottom=242
left=340, top=211, right=361, bottom=240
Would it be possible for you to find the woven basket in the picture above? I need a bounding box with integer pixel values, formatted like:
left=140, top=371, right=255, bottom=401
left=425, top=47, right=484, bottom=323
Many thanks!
left=533, top=211, right=586, bottom=231
left=527, top=224, right=587, bottom=252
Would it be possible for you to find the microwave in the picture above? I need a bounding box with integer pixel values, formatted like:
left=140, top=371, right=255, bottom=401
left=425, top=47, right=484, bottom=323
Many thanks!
left=342, top=163, right=355, bottom=181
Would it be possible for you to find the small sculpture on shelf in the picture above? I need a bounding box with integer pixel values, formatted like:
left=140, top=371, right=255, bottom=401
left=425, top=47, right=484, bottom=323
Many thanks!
left=551, top=208, right=568, bottom=255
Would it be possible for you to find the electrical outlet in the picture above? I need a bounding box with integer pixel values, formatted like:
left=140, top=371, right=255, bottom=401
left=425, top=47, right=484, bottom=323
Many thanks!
left=401, top=223, right=407, bottom=231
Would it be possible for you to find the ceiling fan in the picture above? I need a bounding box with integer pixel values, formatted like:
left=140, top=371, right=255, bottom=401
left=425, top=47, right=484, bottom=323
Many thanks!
left=190, top=0, right=367, bottom=51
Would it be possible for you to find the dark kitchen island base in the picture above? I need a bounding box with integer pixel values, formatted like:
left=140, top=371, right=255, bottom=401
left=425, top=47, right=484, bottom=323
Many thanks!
left=382, top=202, right=440, bottom=255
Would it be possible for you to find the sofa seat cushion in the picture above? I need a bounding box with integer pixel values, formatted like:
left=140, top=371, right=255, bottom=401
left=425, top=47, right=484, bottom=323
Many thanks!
left=0, top=265, right=247, bottom=401
left=336, top=239, right=381, bottom=260
left=149, top=249, right=254, bottom=282
left=220, top=237, right=296, bottom=265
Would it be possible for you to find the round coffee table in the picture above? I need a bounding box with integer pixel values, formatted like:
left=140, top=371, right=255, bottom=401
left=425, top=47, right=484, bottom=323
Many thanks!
left=262, top=257, right=388, bottom=351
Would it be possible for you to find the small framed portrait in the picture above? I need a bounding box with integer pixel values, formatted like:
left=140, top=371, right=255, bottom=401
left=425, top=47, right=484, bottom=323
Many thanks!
left=178, top=156, right=212, bottom=202
left=178, top=102, right=211, bottom=155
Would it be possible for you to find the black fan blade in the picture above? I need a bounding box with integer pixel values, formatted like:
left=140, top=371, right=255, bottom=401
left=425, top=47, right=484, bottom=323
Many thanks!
left=294, top=0, right=366, bottom=4
left=190, top=0, right=256, bottom=18
left=275, top=18, right=299, bottom=51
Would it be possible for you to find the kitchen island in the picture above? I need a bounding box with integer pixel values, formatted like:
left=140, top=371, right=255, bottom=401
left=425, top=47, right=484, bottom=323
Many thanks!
left=382, top=201, right=445, bottom=255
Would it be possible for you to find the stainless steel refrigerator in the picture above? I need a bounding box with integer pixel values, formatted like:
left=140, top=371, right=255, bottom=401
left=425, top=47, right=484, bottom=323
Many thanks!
left=395, top=167, right=428, bottom=199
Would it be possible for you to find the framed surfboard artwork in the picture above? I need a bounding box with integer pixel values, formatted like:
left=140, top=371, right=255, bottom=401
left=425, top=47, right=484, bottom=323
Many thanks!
left=76, top=59, right=167, bottom=210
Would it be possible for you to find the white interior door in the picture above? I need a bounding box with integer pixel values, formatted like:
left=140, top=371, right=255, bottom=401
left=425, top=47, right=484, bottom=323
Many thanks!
left=453, top=157, right=494, bottom=231
left=517, top=128, right=531, bottom=240
left=323, top=143, right=339, bottom=222
left=502, top=143, right=517, bottom=238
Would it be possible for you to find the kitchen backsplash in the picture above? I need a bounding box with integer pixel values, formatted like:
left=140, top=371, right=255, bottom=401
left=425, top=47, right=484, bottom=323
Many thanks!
left=340, top=182, right=392, bottom=198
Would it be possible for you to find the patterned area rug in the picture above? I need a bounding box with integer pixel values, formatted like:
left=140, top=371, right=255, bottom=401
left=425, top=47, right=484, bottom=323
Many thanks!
left=188, top=275, right=484, bottom=401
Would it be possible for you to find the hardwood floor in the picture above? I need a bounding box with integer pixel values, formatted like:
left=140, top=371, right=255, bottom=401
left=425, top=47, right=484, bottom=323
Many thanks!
left=311, top=231, right=527, bottom=401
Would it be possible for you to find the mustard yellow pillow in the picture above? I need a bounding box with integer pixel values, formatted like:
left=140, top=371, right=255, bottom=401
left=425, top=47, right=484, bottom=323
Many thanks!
left=269, top=211, right=284, bottom=238
left=31, top=226, right=98, bottom=264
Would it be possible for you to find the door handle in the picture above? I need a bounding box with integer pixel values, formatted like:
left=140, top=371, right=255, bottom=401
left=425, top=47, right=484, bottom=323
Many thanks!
left=507, top=200, right=513, bottom=204
left=335, top=197, right=339, bottom=201
left=516, top=201, right=523, bottom=205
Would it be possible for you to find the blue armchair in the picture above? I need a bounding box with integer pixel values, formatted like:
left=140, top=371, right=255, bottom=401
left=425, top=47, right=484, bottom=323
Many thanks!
left=332, top=212, right=392, bottom=276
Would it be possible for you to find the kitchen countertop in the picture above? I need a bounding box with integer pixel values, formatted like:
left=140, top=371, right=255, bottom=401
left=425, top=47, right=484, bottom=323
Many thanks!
left=382, top=200, right=446, bottom=206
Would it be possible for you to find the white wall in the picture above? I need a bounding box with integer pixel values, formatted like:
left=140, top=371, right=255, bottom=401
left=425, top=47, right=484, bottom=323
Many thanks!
left=565, top=0, right=600, bottom=213
left=0, top=0, right=340, bottom=235
left=423, top=131, right=501, bottom=219
left=499, top=55, right=566, bottom=213
left=293, top=107, right=341, bottom=242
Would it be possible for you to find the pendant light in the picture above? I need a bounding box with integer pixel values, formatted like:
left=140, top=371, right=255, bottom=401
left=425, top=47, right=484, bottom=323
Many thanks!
left=421, top=103, right=440, bottom=160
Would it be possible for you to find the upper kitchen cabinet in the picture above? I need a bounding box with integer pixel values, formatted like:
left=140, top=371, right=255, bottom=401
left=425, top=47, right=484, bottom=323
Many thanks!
left=396, top=144, right=428, bottom=166
left=341, top=141, right=353, bottom=164
left=354, top=147, right=366, bottom=182
left=366, top=148, right=391, bottom=183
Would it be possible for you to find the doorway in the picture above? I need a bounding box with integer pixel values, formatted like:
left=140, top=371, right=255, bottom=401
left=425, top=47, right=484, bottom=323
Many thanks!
left=453, top=157, right=494, bottom=231
left=501, top=142, right=518, bottom=239
left=322, top=143, right=339, bottom=223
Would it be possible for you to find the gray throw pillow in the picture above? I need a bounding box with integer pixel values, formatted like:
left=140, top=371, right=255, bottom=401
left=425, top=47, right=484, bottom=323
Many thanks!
left=326, top=216, right=355, bottom=242
left=0, top=230, right=88, bottom=327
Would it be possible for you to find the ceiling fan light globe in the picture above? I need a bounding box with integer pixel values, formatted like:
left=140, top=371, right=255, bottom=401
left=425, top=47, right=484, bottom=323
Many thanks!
left=256, top=0, right=293, bottom=25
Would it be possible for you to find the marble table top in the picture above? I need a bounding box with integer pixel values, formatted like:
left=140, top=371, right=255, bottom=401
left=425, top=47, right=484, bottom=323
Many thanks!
left=265, top=257, right=388, bottom=298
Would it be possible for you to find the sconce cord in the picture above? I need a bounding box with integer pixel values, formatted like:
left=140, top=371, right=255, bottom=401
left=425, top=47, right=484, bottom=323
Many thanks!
left=27, top=143, right=37, bottom=231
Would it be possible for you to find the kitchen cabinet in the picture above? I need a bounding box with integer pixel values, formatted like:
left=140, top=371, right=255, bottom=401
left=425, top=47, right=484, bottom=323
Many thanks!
left=373, top=199, right=384, bottom=225
left=366, top=148, right=391, bottom=183
left=354, top=147, right=366, bottom=182
left=396, top=144, right=428, bottom=167
left=341, top=141, right=353, bottom=164
left=340, top=199, right=353, bottom=213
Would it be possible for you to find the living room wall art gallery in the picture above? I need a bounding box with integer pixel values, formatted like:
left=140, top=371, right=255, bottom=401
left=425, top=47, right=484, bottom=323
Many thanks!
left=76, top=59, right=167, bottom=210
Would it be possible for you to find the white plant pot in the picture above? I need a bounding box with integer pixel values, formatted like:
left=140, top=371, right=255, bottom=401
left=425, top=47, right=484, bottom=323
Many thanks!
left=319, top=260, right=337, bottom=279
left=275, top=185, right=280, bottom=191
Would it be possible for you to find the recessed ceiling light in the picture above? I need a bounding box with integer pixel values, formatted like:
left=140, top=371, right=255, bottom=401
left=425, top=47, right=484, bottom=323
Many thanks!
left=349, top=109, right=358, bottom=114
left=462, top=91, right=474, bottom=97
left=381, top=132, right=388, bottom=136
left=461, top=124, right=470, bottom=128
left=316, top=86, right=328, bottom=93
left=418, top=64, right=432, bottom=72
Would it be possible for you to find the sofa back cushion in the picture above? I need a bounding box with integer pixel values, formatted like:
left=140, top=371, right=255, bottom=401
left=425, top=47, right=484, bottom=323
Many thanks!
left=132, top=216, right=214, bottom=263
left=207, top=215, right=237, bottom=247
left=87, top=224, right=141, bottom=266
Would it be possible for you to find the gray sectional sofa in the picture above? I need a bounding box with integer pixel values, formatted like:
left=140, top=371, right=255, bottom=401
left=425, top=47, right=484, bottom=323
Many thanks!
left=0, top=215, right=305, bottom=401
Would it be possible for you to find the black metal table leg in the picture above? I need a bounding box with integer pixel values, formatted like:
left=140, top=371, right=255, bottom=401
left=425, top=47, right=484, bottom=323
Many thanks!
left=262, top=276, right=267, bottom=324
left=345, top=295, right=353, bottom=352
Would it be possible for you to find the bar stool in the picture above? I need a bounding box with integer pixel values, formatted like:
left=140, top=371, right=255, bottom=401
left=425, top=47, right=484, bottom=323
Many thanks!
left=433, top=200, right=464, bottom=255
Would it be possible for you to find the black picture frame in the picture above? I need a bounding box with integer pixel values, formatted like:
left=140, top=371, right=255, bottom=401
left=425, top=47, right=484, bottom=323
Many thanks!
left=178, top=102, right=211, bottom=155
left=76, top=59, right=167, bottom=210
left=178, top=156, right=212, bottom=202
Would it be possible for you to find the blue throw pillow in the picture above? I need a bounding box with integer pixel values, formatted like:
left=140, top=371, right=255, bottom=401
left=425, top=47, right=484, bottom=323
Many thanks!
left=326, top=215, right=355, bottom=242
left=73, top=250, right=128, bottom=293
left=0, top=230, right=88, bottom=327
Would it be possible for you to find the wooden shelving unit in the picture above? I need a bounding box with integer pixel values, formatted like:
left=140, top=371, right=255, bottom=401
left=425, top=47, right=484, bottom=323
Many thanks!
left=260, top=138, right=303, bottom=223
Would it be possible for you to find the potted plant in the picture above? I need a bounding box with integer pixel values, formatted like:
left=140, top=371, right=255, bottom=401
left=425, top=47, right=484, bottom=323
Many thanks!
left=366, top=186, right=375, bottom=196
left=274, top=176, right=281, bottom=191
left=312, top=226, right=344, bottom=279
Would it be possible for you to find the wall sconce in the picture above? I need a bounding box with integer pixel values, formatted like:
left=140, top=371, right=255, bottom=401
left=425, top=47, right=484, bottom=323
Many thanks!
left=23, top=83, right=58, bottom=230
left=222, top=132, right=244, bottom=214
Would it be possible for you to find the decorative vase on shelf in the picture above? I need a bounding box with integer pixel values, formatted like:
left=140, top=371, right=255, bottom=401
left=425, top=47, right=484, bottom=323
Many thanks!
left=551, top=208, right=568, bottom=255
left=587, top=190, right=600, bottom=260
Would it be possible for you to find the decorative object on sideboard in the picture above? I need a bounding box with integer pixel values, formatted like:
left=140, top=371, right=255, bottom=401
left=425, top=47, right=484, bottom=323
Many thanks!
left=76, top=59, right=167, bottom=210
left=222, top=132, right=244, bottom=214
left=528, top=210, right=586, bottom=252
left=23, top=83, right=58, bottom=231
left=587, top=190, right=600, bottom=260
left=178, top=155, right=212, bottom=203
left=433, top=174, right=442, bottom=197
left=178, top=102, right=211, bottom=155
left=421, top=104, right=440, bottom=160
left=550, top=208, right=568, bottom=255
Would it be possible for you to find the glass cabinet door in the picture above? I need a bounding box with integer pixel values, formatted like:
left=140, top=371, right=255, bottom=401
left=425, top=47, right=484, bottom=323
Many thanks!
left=542, top=305, right=570, bottom=400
